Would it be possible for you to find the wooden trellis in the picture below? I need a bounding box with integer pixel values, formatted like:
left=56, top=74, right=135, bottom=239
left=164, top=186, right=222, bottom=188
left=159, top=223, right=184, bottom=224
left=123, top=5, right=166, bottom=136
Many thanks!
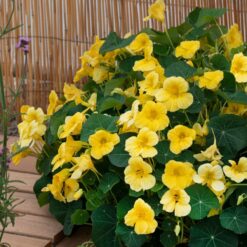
left=0, top=0, right=245, bottom=111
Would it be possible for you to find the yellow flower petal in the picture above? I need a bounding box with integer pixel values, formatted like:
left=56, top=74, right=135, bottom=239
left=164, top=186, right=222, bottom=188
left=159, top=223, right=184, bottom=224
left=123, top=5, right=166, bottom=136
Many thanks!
left=162, top=160, right=195, bottom=189
left=89, top=130, right=120, bottom=159
left=124, top=198, right=158, bottom=235
left=124, top=156, right=155, bottom=192
left=175, top=40, right=200, bottom=59
left=230, top=52, right=247, bottom=83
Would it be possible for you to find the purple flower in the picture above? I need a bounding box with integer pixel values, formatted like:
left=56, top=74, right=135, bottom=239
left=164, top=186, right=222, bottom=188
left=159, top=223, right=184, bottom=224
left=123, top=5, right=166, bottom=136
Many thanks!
left=16, top=36, right=31, bottom=53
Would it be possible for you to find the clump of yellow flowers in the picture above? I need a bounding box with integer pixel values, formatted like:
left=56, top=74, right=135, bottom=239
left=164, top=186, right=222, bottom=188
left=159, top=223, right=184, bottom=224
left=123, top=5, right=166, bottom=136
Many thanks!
left=12, top=1, right=247, bottom=246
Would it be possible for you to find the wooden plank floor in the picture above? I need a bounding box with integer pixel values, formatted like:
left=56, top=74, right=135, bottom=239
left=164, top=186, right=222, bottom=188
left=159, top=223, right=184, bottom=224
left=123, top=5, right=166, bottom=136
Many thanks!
left=1, top=135, right=91, bottom=247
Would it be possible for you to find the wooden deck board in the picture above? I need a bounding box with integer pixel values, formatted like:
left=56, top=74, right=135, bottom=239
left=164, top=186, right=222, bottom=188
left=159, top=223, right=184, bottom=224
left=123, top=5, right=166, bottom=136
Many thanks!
left=14, top=192, right=50, bottom=217
left=2, top=233, right=51, bottom=247
left=9, top=155, right=38, bottom=174
left=1, top=136, right=91, bottom=246
left=4, top=214, right=63, bottom=243
left=9, top=170, right=40, bottom=193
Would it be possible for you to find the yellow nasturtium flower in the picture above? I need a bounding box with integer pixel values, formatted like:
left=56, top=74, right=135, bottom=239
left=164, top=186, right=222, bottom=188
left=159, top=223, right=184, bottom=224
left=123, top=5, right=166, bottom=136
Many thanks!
left=58, top=112, right=86, bottom=139
left=71, top=153, right=97, bottom=179
left=11, top=143, right=31, bottom=166
left=193, top=163, right=225, bottom=192
left=223, top=157, right=247, bottom=183
left=223, top=24, right=243, bottom=51
left=134, top=101, right=169, bottom=131
left=138, top=71, right=163, bottom=96
left=198, top=70, right=224, bottom=90
left=52, top=136, right=83, bottom=171
left=124, top=198, right=158, bottom=235
left=63, top=83, right=86, bottom=105
left=133, top=56, right=158, bottom=72
left=82, top=36, right=104, bottom=67
left=42, top=169, right=70, bottom=202
left=18, top=120, right=47, bottom=148
left=193, top=120, right=209, bottom=145
left=223, top=103, right=247, bottom=116
left=155, top=76, right=193, bottom=112
left=47, top=90, right=62, bottom=116
left=193, top=137, right=222, bottom=165
left=87, top=92, right=97, bottom=111
left=167, top=125, right=196, bottom=154
left=162, top=160, right=195, bottom=189
left=230, top=52, right=247, bottom=83
left=64, top=178, right=83, bottom=202
left=21, top=105, right=46, bottom=124
left=125, top=128, right=158, bottom=158
left=92, top=65, right=109, bottom=84
left=124, top=156, right=156, bottom=192
left=73, top=67, right=89, bottom=83
left=119, top=100, right=139, bottom=126
left=160, top=189, right=191, bottom=217
left=175, top=40, right=200, bottom=59
left=143, top=0, right=165, bottom=23
left=89, top=130, right=120, bottom=160
left=193, top=121, right=209, bottom=138
left=129, top=33, right=153, bottom=56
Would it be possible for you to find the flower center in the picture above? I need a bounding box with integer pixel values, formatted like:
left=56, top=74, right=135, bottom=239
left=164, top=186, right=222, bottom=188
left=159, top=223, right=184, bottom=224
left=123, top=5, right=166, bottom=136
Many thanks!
left=135, top=168, right=145, bottom=178
left=204, top=171, right=214, bottom=181
left=100, top=137, right=107, bottom=144
left=137, top=211, right=146, bottom=218
left=173, top=168, right=183, bottom=177
left=148, top=109, right=158, bottom=119
left=139, top=136, right=149, bottom=146
left=168, top=85, right=180, bottom=97
left=179, top=133, right=186, bottom=139
left=173, top=192, right=180, bottom=202
left=233, top=164, right=243, bottom=172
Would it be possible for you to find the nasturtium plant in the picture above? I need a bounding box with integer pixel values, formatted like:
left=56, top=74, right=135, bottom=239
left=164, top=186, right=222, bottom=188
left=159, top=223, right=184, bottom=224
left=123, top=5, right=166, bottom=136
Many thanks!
left=11, top=0, right=247, bottom=246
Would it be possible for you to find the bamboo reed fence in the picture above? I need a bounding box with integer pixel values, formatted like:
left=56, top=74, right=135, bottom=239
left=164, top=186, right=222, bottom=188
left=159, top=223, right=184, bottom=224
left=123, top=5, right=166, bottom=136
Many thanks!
left=0, top=0, right=246, bottom=111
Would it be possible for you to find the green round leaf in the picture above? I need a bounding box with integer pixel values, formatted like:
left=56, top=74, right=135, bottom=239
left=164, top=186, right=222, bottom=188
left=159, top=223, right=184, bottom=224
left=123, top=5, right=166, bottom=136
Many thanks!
left=220, top=206, right=247, bottom=234
left=186, top=184, right=220, bottom=220
left=187, top=85, right=205, bottom=113
left=91, top=205, right=120, bottom=247
left=219, top=72, right=236, bottom=92
left=104, top=78, right=126, bottom=96
left=99, top=172, right=120, bottom=193
left=116, top=223, right=147, bottom=247
left=165, top=61, right=196, bottom=79
left=80, top=113, right=118, bottom=141
left=155, top=141, right=194, bottom=164
left=219, top=91, right=247, bottom=105
left=85, top=190, right=105, bottom=211
left=108, top=134, right=131, bottom=167
left=160, top=231, right=177, bottom=247
left=119, top=55, right=143, bottom=73
left=189, top=216, right=238, bottom=247
left=98, top=94, right=125, bottom=113
left=100, top=32, right=136, bottom=55
left=211, top=54, right=230, bottom=71
left=71, top=209, right=89, bottom=225
left=187, top=7, right=226, bottom=28
left=208, top=114, right=247, bottom=159
left=117, top=196, right=135, bottom=220
left=145, top=196, right=163, bottom=216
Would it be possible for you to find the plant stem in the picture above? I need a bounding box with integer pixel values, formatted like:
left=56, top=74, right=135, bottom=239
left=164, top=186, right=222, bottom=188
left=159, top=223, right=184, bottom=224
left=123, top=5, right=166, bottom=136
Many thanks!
left=180, top=218, right=184, bottom=243
left=229, top=183, right=247, bottom=187
left=0, top=65, right=9, bottom=244
left=163, top=22, right=174, bottom=49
